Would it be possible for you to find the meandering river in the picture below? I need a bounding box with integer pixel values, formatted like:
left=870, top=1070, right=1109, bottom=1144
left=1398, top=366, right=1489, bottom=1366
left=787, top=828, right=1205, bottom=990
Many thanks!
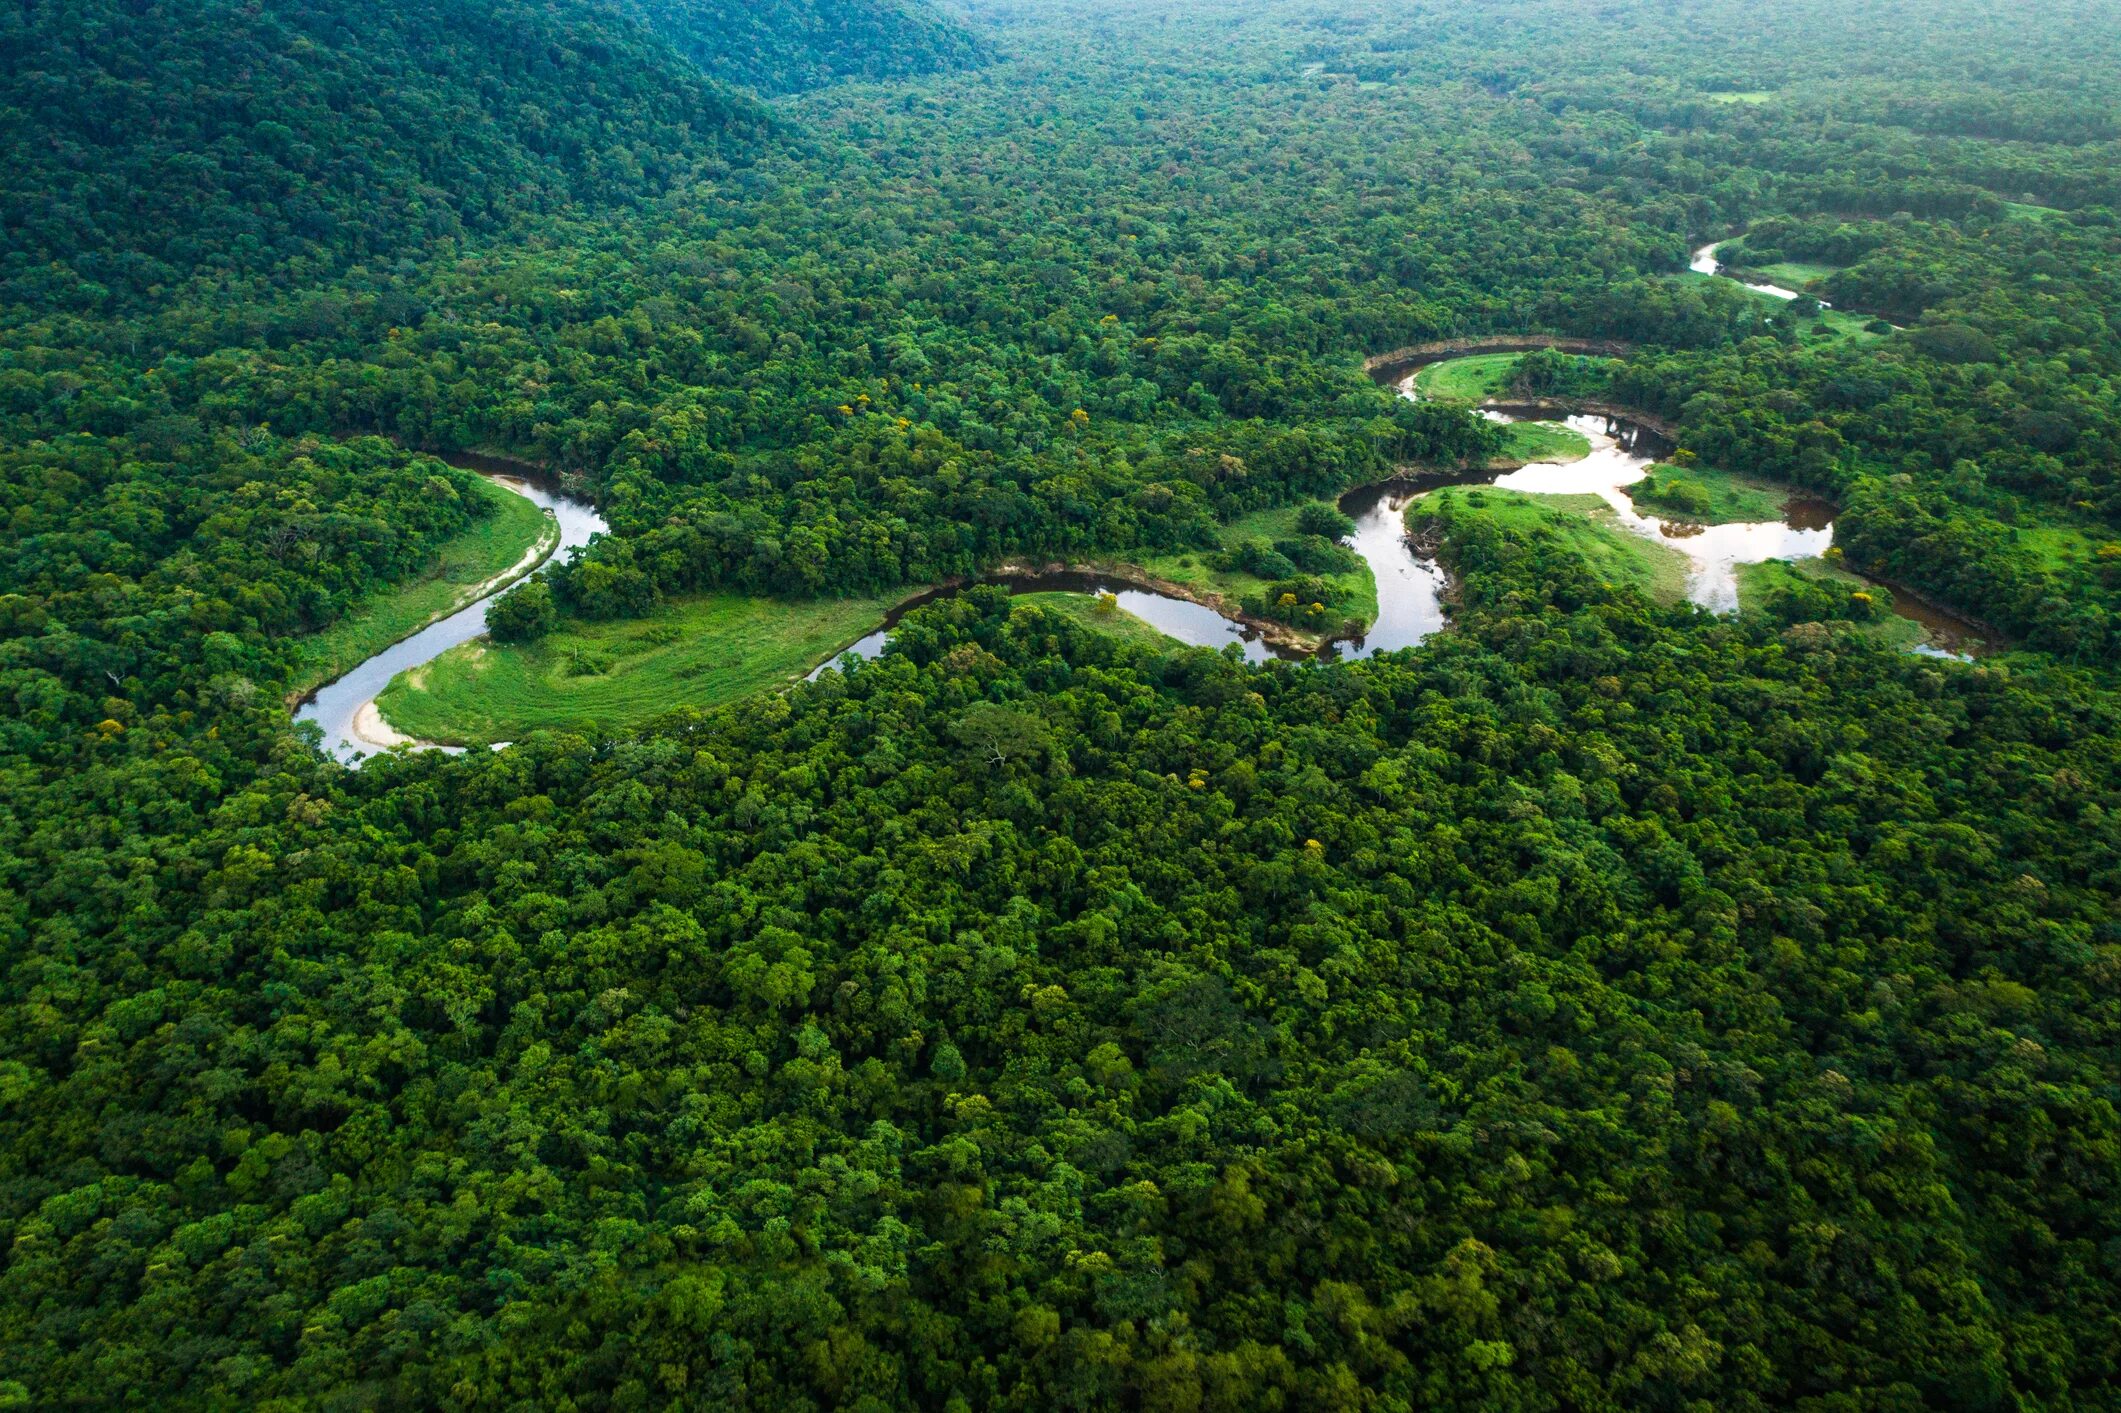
left=296, top=460, right=606, bottom=763
left=1690, top=239, right=1826, bottom=303
left=810, top=384, right=1980, bottom=676
left=313, top=317, right=1980, bottom=757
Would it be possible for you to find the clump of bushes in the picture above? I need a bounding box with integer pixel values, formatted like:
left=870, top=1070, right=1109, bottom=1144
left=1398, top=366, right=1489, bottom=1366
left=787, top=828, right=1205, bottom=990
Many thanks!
left=1217, top=533, right=1359, bottom=581
left=1635, top=474, right=1714, bottom=519
left=1512, top=347, right=1615, bottom=398
left=1295, top=503, right=1357, bottom=540
left=1241, top=573, right=1354, bottom=630
left=486, top=579, right=557, bottom=642
left=1760, top=573, right=1888, bottom=625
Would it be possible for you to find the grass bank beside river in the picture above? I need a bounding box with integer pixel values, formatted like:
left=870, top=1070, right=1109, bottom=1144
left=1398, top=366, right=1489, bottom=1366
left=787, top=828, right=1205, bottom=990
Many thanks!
left=289, top=475, right=558, bottom=703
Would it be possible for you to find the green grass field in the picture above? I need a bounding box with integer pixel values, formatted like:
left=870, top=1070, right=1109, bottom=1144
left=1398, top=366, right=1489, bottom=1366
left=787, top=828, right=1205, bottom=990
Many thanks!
left=2003, top=201, right=2063, bottom=222
left=1734, top=558, right=1929, bottom=650
left=1014, top=591, right=1181, bottom=651
left=1715, top=241, right=1839, bottom=290
left=1800, top=305, right=1885, bottom=345
left=1124, top=500, right=1378, bottom=640
left=1673, top=270, right=1884, bottom=346
left=1743, top=258, right=1839, bottom=288
left=1995, top=507, right=2105, bottom=573
left=1496, top=420, right=1592, bottom=465
left=290, top=477, right=557, bottom=697
left=1412, top=352, right=1523, bottom=401
left=1415, top=487, right=1691, bottom=602
left=1627, top=462, right=1805, bottom=524
left=376, top=591, right=898, bottom=744
left=1707, top=90, right=1775, bottom=104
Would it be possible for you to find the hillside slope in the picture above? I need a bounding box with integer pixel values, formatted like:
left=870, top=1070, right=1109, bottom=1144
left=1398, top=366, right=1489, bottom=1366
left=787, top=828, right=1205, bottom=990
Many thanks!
left=633, top=0, right=993, bottom=95
left=0, top=0, right=767, bottom=302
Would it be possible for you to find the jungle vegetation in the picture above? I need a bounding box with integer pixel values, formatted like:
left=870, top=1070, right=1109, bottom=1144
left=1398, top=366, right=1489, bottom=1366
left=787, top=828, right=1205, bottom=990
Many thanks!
left=2, top=0, right=2119, bottom=1407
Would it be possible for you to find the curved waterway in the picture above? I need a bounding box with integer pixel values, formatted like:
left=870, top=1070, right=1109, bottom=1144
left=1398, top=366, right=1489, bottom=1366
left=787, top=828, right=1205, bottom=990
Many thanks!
left=306, top=393, right=1980, bottom=752
left=1372, top=356, right=1988, bottom=656
left=1333, top=397, right=1834, bottom=634
left=297, top=460, right=606, bottom=763
left=1690, top=240, right=1825, bottom=304
left=806, top=394, right=1947, bottom=674
left=808, top=571, right=1305, bottom=680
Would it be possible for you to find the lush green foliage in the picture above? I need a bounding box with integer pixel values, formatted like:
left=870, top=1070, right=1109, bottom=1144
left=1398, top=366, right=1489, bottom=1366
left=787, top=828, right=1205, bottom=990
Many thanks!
left=0, top=430, right=502, bottom=717
left=0, top=0, right=766, bottom=306
left=485, top=577, right=559, bottom=644
left=290, top=477, right=557, bottom=693
left=9, top=563, right=2121, bottom=1408
left=4, top=0, right=2121, bottom=1405
left=1626, top=462, right=1793, bottom=526
left=636, top=0, right=993, bottom=95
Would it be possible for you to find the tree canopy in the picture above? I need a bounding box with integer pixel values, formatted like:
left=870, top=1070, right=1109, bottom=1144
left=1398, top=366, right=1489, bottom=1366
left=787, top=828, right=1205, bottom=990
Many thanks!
left=2, top=0, right=2119, bottom=1405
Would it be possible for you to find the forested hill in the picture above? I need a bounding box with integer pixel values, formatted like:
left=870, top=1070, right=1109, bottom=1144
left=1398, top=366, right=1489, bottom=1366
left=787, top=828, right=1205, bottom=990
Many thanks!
left=0, top=0, right=768, bottom=304
left=632, top=0, right=994, bottom=95
left=1, top=0, right=988, bottom=307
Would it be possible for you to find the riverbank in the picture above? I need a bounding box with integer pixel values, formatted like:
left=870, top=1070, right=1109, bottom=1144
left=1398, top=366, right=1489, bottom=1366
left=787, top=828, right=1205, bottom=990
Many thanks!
left=1486, top=396, right=1681, bottom=442
left=1006, top=559, right=1332, bottom=653
left=295, top=462, right=608, bottom=762
left=1363, top=334, right=1633, bottom=381
left=285, top=473, right=560, bottom=707
left=1015, top=591, right=1179, bottom=651
left=1825, top=559, right=2005, bottom=653
left=375, top=591, right=903, bottom=746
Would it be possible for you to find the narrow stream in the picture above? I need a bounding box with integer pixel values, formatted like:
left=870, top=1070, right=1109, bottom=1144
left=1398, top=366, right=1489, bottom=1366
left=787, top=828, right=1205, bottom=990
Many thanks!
left=808, top=571, right=1304, bottom=680
left=1690, top=239, right=1826, bottom=303
left=296, top=460, right=606, bottom=763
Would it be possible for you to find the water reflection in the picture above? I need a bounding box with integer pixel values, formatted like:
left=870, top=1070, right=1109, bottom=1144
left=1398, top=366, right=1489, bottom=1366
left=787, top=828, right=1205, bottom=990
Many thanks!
left=1333, top=481, right=1453, bottom=656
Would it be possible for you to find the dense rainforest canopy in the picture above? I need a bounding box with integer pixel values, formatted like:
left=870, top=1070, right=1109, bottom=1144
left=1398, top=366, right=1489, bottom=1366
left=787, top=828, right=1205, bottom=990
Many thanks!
left=632, top=0, right=995, bottom=96
left=2, top=0, right=2119, bottom=1407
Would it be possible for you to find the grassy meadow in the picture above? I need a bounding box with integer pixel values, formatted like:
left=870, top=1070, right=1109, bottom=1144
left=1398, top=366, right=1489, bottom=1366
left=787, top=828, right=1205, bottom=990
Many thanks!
left=376, top=590, right=898, bottom=744
left=1414, top=486, right=1692, bottom=603
left=291, top=476, right=557, bottom=698
left=1411, top=351, right=1523, bottom=401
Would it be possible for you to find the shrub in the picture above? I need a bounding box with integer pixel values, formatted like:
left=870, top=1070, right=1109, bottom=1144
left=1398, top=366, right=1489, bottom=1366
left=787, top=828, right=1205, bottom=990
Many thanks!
left=487, top=579, right=558, bottom=643
left=1295, top=503, right=1357, bottom=540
